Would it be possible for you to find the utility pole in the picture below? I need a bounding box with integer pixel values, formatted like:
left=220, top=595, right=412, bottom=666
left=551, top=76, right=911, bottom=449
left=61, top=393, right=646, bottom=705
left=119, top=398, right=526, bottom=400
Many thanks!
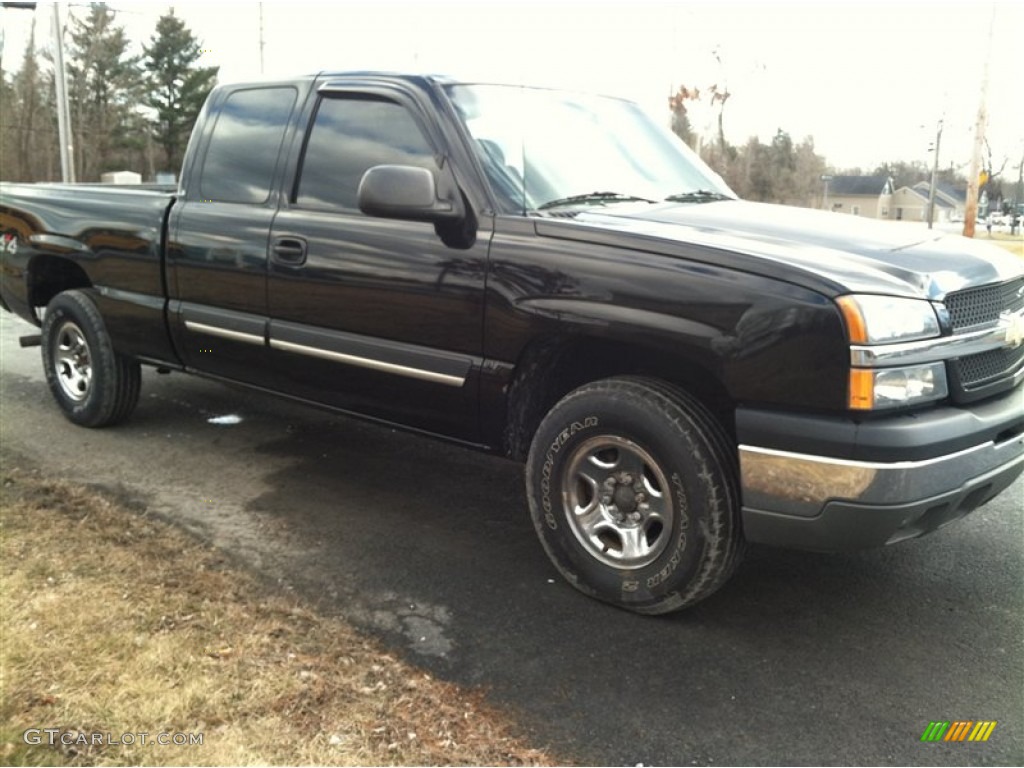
left=258, top=2, right=265, bottom=75
left=1018, top=151, right=1023, bottom=208
left=51, top=2, right=74, bottom=183
left=926, top=119, right=942, bottom=229
left=964, top=5, right=995, bottom=238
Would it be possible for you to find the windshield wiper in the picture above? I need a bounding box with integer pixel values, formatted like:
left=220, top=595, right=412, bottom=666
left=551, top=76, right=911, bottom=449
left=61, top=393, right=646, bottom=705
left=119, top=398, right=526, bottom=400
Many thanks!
left=664, top=190, right=734, bottom=203
left=538, top=191, right=658, bottom=211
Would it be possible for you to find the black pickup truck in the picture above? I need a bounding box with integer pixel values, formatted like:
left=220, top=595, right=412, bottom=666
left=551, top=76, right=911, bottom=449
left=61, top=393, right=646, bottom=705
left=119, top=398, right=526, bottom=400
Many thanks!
left=2, top=72, right=1022, bottom=614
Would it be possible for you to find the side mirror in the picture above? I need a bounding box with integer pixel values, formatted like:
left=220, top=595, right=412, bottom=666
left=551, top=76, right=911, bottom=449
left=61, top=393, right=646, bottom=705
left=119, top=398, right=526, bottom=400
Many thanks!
left=357, top=164, right=465, bottom=221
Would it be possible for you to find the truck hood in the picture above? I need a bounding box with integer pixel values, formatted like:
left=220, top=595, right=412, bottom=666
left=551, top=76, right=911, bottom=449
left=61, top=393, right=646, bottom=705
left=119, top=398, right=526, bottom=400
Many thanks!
left=560, top=200, right=1023, bottom=299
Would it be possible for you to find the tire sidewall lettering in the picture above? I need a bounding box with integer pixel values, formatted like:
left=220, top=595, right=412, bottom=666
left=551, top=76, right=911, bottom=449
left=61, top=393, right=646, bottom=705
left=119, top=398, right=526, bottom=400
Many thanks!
left=527, top=378, right=742, bottom=613
left=534, top=403, right=712, bottom=603
left=539, top=413, right=701, bottom=594
left=645, top=472, right=690, bottom=589
left=539, top=416, right=598, bottom=529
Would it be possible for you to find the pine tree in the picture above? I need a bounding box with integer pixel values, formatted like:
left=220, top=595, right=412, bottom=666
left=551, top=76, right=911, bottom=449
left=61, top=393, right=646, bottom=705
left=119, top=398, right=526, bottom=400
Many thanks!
left=65, top=3, right=141, bottom=181
left=143, top=11, right=218, bottom=175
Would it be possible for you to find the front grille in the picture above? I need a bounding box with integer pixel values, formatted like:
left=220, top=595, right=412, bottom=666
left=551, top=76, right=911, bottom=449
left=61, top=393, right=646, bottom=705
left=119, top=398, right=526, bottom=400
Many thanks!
left=954, top=346, right=1024, bottom=388
left=945, top=276, right=1024, bottom=331
left=944, top=276, right=1024, bottom=395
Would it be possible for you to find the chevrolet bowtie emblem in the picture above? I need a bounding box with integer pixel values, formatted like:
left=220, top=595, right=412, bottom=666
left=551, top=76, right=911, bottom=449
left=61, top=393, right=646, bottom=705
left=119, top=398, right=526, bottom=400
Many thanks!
left=1002, top=310, right=1024, bottom=349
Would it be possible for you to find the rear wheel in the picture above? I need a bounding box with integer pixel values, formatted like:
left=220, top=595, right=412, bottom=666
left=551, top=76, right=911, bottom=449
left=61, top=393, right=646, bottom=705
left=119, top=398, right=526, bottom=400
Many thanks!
left=41, top=290, right=141, bottom=427
left=526, top=376, right=744, bottom=614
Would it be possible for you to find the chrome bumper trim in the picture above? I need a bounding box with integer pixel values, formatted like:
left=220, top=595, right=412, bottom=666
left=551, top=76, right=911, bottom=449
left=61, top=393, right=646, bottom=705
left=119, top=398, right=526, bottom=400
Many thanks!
left=739, top=432, right=1024, bottom=519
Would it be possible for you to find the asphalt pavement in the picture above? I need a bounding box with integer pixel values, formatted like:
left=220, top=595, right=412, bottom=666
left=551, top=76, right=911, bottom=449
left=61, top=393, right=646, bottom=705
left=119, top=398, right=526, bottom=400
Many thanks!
left=1, top=311, right=1021, bottom=766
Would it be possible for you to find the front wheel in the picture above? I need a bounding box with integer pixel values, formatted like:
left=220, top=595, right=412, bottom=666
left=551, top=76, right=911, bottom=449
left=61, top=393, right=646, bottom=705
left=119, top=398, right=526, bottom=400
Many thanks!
left=41, top=290, right=141, bottom=427
left=526, top=377, right=744, bottom=614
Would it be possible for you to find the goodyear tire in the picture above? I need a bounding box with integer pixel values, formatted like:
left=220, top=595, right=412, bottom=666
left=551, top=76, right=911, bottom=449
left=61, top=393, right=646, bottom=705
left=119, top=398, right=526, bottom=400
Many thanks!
left=526, top=376, right=744, bottom=614
left=41, top=290, right=141, bottom=427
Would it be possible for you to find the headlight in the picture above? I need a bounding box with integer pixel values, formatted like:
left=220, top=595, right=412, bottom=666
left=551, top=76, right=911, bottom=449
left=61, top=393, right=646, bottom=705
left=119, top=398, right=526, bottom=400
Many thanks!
left=849, top=363, right=948, bottom=410
left=836, top=295, right=940, bottom=344
left=838, top=295, right=948, bottom=410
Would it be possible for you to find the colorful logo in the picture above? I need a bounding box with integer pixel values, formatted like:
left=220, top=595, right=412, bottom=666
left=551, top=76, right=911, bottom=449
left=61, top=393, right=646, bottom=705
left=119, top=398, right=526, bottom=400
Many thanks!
left=920, top=721, right=997, bottom=742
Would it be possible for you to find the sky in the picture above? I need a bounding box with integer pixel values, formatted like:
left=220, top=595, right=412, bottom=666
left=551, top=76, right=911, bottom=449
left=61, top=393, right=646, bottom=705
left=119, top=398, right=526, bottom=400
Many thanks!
left=1, top=0, right=1022, bottom=175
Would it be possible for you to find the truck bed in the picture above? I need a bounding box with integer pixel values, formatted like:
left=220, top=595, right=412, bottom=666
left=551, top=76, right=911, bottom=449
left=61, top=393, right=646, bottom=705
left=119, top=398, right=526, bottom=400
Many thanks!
left=0, top=182, right=178, bottom=362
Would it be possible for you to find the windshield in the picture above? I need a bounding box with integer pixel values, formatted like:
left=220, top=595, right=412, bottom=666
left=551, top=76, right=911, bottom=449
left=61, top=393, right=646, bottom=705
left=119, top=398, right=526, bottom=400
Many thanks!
left=446, top=83, right=735, bottom=214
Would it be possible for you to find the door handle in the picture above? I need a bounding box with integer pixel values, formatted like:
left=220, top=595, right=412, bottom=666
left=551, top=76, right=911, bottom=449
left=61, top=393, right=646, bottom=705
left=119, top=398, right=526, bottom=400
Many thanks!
left=271, top=237, right=307, bottom=265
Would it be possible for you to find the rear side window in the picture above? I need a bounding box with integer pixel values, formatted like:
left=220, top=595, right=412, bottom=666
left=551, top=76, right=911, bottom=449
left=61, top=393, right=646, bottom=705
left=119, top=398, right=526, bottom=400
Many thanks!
left=200, top=87, right=298, bottom=204
left=295, top=97, right=436, bottom=211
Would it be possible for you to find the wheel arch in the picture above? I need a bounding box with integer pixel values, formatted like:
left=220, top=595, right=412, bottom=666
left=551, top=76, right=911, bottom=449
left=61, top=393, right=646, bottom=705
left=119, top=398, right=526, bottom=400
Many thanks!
left=28, top=255, right=92, bottom=317
left=504, top=332, right=736, bottom=461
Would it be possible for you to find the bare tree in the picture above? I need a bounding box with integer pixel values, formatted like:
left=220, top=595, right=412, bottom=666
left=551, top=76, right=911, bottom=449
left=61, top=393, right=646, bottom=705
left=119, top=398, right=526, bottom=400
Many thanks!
left=708, top=83, right=731, bottom=155
left=0, top=18, right=59, bottom=182
left=668, top=85, right=699, bottom=148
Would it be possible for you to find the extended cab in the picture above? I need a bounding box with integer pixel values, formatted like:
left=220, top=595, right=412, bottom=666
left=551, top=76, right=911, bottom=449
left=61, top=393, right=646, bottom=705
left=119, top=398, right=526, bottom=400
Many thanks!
left=2, top=73, right=1022, bottom=613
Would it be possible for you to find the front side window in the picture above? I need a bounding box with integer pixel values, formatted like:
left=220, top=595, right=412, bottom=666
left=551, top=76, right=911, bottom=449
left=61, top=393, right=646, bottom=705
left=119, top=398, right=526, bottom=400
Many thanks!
left=295, top=97, right=436, bottom=211
left=199, top=87, right=298, bottom=204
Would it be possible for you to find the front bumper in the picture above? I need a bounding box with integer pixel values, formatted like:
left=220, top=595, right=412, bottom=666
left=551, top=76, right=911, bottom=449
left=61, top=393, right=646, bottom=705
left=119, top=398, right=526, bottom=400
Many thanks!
left=737, top=391, right=1024, bottom=550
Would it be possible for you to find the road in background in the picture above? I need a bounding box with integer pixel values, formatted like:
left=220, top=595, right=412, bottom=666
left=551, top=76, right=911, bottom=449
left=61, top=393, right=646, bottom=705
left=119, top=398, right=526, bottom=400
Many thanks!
left=2, top=311, right=1021, bottom=766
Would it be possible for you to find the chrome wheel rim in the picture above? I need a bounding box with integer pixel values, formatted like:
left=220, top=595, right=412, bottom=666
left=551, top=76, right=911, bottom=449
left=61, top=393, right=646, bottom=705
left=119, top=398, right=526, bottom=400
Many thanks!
left=53, top=320, right=92, bottom=402
left=561, top=435, right=674, bottom=569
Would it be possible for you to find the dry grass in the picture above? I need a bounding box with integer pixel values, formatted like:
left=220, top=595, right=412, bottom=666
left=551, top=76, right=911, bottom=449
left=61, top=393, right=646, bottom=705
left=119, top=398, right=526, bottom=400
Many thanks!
left=0, top=457, right=557, bottom=767
left=984, top=230, right=1024, bottom=257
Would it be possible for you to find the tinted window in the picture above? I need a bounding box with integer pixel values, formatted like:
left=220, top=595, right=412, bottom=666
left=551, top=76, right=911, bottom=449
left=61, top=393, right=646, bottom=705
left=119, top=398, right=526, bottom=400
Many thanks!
left=296, top=97, right=435, bottom=210
left=200, top=87, right=297, bottom=204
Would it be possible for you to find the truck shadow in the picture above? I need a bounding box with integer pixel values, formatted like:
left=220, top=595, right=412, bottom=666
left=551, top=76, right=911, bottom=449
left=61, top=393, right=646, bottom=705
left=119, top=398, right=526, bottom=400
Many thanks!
left=113, top=371, right=1021, bottom=766
left=231, top=394, right=1022, bottom=766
